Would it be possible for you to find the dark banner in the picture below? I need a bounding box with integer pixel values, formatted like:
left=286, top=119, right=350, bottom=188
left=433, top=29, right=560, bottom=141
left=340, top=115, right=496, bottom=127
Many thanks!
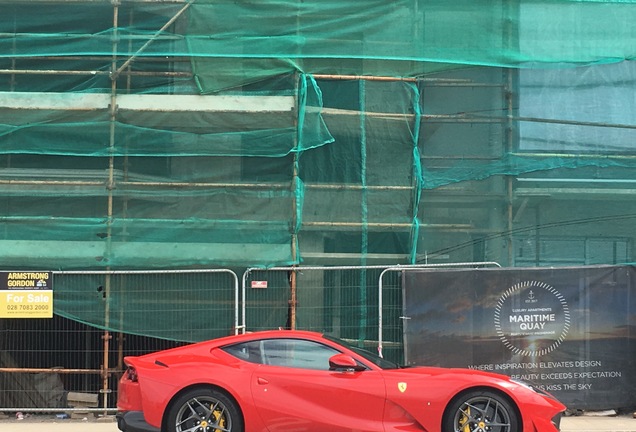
left=403, top=265, right=636, bottom=410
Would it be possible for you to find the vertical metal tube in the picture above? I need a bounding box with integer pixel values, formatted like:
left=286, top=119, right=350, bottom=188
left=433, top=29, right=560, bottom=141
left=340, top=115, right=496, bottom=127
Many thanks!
left=289, top=71, right=301, bottom=330
left=117, top=4, right=135, bottom=376
left=504, top=0, right=518, bottom=266
left=102, top=0, right=120, bottom=413
left=289, top=270, right=297, bottom=330
left=506, top=69, right=514, bottom=266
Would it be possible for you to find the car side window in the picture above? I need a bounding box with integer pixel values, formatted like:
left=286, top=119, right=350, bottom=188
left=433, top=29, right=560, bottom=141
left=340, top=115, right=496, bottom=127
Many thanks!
left=222, top=341, right=264, bottom=364
left=223, top=339, right=341, bottom=370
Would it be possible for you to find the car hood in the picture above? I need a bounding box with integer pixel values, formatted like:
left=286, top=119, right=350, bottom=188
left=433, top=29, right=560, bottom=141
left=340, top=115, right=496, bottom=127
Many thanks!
left=390, top=365, right=513, bottom=381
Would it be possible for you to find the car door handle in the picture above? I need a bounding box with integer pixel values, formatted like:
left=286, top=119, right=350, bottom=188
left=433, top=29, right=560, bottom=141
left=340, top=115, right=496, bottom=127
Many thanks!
left=257, top=377, right=269, bottom=385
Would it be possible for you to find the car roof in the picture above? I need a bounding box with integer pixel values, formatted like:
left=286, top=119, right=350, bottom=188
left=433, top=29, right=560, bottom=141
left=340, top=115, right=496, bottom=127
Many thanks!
left=127, top=330, right=329, bottom=362
left=214, top=329, right=325, bottom=345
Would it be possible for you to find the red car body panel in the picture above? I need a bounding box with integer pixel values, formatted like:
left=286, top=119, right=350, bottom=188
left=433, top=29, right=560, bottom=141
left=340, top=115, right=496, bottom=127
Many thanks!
left=379, top=367, right=565, bottom=432
left=251, top=364, right=386, bottom=431
left=119, top=345, right=262, bottom=429
left=117, top=330, right=566, bottom=432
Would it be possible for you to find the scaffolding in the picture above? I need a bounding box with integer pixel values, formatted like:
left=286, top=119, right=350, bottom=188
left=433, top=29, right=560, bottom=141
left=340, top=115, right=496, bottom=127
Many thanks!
left=1, top=0, right=636, bottom=411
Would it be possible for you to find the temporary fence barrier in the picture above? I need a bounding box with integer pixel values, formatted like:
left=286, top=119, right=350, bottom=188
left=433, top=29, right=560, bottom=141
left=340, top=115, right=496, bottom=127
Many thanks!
left=1, top=263, right=502, bottom=412
left=0, top=268, right=239, bottom=413
left=242, top=265, right=412, bottom=361
left=242, top=263, right=501, bottom=363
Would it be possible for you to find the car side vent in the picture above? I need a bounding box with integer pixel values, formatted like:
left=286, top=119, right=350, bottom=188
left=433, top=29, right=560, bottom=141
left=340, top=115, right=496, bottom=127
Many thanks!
left=155, top=360, right=169, bottom=368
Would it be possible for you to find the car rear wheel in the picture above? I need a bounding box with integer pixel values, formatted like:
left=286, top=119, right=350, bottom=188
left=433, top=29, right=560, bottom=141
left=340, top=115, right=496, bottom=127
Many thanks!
left=166, top=387, right=244, bottom=432
left=442, top=390, right=519, bottom=432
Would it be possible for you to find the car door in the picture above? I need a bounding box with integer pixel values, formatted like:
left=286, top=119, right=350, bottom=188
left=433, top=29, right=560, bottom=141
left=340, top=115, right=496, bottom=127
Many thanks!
left=249, top=338, right=386, bottom=432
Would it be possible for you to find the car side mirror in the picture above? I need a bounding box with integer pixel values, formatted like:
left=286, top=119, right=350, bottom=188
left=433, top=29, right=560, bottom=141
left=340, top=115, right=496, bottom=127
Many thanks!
left=329, top=354, right=365, bottom=371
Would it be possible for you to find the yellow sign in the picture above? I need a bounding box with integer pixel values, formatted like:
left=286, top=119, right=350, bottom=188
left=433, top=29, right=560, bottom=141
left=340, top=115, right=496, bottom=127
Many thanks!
left=0, top=290, right=53, bottom=318
left=0, top=271, right=53, bottom=318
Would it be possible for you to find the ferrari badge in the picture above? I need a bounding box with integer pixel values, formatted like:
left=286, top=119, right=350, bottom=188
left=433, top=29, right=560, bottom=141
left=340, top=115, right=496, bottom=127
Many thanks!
left=398, top=382, right=407, bottom=393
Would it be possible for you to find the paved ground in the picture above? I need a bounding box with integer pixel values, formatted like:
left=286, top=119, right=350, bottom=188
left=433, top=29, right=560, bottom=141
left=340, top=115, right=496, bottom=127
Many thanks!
left=562, top=414, right=636, bottom=432
left=0, top=415, right=118, bottom=432
left=0, top=413, right=634, bottom=431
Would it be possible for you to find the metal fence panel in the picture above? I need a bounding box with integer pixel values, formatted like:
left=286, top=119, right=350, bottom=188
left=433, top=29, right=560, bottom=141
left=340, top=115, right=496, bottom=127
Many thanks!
left=0, top=269, right=238, bottom=412
left=0, top=264, right=499, bottom=411
left=242, top=266, right=405, bottom=362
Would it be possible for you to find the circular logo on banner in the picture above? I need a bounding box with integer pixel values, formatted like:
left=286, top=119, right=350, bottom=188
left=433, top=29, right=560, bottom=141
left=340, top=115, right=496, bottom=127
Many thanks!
left=494, top=281, right=570, bottom=357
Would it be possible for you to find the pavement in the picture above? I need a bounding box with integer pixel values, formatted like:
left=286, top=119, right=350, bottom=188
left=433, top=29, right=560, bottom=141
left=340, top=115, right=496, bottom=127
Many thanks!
left=561, top=414, right=636, bottom=432
left=0, top=413, right=634, bottom=431
left=0, top=415, right=119, bottom=432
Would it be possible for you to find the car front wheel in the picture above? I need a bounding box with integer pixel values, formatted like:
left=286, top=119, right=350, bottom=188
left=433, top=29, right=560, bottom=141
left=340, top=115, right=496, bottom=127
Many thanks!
left=442, top=390, right=519, bottom=432
left=166, top=387, right=244, bottom=432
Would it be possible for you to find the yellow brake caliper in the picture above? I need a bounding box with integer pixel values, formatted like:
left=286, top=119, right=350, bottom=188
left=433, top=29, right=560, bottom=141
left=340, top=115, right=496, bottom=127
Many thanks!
left=211, top=407, right=226, bottom=432
left=459, top=406, right=471, bottom=432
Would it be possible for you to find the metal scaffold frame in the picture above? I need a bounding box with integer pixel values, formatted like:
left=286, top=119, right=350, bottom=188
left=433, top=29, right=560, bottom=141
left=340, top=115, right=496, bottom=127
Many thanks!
left=3, top=0, right=634, bottom=411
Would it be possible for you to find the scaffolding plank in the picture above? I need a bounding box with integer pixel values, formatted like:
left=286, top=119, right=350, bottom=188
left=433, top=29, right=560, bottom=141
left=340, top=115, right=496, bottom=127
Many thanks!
left=0, top=240, right=292, bottom=265
left=0, top=92, right=295, bottom=113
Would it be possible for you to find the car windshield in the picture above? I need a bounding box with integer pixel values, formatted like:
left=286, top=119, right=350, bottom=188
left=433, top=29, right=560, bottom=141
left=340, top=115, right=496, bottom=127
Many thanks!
left=323, top=335, right=400, bottom=370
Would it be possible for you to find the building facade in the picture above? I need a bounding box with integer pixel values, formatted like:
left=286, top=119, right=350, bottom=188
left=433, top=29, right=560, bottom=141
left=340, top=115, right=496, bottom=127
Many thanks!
left=1, top=0, right=635, bottom=409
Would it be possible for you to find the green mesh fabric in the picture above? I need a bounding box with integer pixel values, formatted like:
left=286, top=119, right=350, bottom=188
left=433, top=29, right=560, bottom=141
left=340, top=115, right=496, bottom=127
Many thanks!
left=0, top=0, right=635, bottom=273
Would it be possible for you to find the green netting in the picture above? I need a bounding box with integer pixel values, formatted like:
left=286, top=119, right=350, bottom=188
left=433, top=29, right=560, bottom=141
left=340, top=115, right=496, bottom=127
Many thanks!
left=0, top=1, right=635, bottom=273
left=54, top=271, right=238, bottom=342
left=3, top=2, right=636, bottom=73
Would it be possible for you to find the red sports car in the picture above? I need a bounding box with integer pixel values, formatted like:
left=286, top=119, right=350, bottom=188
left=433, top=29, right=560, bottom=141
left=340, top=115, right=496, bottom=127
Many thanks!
left=116, top=330, right=565, bottom=432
